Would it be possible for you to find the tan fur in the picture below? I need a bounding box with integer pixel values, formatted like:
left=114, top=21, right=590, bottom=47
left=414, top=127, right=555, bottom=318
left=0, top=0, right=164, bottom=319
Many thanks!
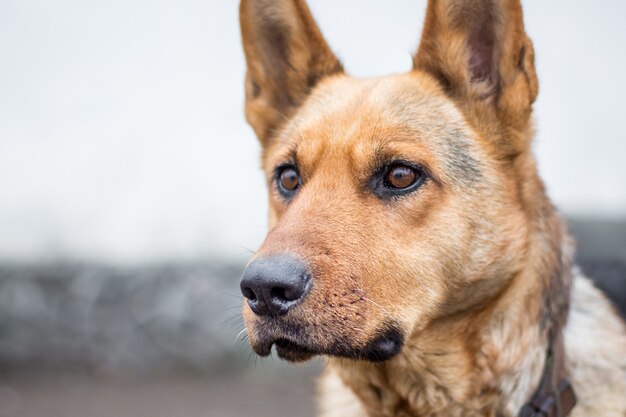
left=238, top=0, right=626, bottom=416
left=318, top=271, right=626, bottom=417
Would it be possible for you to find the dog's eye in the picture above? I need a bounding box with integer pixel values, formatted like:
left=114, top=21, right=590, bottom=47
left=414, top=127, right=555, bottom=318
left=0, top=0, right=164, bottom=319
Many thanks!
left=385, top=165, right=417, bottom=189
left=371, top=162, right=426, bottom=198
left=280, top=168, right=299, bottom=190
left=277, top=166, right=300, bottom=197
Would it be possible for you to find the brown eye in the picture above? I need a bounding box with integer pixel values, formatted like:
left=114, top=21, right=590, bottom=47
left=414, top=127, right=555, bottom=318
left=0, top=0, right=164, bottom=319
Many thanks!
left=385, top=165, right=417, bottom=189
left=371, top=161, right=426, bottom=198
left=278, top=167, right=300, bottom=195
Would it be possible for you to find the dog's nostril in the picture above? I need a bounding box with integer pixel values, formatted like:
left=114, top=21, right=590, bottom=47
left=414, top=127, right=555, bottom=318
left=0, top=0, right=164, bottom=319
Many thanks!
left=270, top=287, right=287, bottom=302
left=242, top=287, right=257, bottom=302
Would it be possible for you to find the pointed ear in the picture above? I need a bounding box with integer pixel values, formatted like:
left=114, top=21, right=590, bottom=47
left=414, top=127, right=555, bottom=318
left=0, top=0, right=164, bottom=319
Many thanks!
left=240, top=0, right=343, bottom=145
left=414, top=0, right=538, bottom=132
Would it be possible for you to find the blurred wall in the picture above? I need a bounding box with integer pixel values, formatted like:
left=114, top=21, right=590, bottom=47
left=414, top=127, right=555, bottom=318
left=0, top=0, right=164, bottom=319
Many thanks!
left=1, top=0, right=625, bottom=263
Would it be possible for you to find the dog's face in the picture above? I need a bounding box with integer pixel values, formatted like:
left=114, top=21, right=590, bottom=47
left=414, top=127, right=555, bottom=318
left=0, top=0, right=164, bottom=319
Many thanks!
left=239, top=0, right=539, bottom=362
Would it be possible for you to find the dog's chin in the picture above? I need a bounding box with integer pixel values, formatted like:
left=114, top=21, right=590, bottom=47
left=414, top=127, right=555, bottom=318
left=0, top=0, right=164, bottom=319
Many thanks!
left=250, top=327, right=404, bottom=363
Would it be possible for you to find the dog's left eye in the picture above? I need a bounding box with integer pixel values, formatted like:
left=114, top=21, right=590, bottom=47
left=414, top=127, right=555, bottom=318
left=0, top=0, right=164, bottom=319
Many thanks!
left=371, top=162, right=425, bottom=198
left=385, top=165, right=417, bottom=189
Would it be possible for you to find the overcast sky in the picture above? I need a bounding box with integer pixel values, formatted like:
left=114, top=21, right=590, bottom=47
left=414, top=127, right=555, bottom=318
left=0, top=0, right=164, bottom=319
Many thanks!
left=0, top=0, right=625, bottom=263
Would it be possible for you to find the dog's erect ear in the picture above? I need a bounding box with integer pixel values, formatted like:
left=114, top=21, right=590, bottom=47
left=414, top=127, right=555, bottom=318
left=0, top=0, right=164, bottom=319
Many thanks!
left=240, top=0, right=343, bottom=145
left=414, top=0, right=538, bottom=134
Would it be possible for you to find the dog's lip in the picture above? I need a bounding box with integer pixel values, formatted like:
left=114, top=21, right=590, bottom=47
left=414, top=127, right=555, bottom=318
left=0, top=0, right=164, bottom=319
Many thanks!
left=250, top=330, right=404, bottom=363
left=274, top=338, right=316, bottom=362
left=251, top=336, right=316, bottom=361
left=249, top=321, right=405, bottom=362
left=252, top=337, right=314, bottom=357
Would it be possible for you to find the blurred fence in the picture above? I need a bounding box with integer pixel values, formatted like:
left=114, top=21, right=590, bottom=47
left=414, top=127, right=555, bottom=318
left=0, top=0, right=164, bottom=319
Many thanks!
left=0, top=219, right=624, bottom=374
left=0, top=262, right=247, bottom=373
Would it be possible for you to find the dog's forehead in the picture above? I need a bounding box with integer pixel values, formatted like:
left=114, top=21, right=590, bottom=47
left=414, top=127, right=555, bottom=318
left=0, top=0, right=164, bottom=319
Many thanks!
left=298, top=73, right=455, bottom=132
left=274, top=73, right=484, bottom=184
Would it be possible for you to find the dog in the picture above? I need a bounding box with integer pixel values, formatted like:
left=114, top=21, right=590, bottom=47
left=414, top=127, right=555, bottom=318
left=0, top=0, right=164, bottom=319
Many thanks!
left=237, top=0, right=626, bottom=416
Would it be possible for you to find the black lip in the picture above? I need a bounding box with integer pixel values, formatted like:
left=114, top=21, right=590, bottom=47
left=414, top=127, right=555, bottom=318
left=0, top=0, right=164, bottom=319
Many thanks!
left=359, top=327, right=404, bottom=362
left=250, top=336, right=317, bottom=361
left=274, top=339, right=316, bottom=361
left=274, top=338, right=314, bottom=353
left=250, top=323, right=405, bottom=363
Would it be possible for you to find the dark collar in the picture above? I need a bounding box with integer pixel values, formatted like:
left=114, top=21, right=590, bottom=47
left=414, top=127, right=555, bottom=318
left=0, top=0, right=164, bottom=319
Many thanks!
left=518, top=331, right=577, bottom=417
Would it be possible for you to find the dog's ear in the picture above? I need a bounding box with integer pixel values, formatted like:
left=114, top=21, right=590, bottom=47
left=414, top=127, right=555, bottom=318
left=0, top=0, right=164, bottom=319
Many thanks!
left=240, top=0, right=343, bottom=145
left=414, top=0, right=538, bottom=142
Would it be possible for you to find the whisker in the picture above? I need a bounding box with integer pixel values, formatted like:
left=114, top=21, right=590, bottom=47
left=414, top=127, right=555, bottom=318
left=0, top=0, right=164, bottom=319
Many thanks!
left=233, top=328, right=247, bottom=345
left=220, top=305, right=244, bottom=312
left=234, top=244, right=256, bottom=254
left=218, top=313, right=243, bottom=326
left=246, top=350, right=255, bottom=367
left=227, top=320, right=242, bottom=329
left=361, top=296, right=392, bottom=316
left=220, top=293, right=244, bottom=300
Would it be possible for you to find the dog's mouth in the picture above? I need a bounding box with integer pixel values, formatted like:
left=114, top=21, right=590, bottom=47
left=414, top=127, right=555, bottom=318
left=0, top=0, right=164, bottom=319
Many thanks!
left=250, top=335, right=316, bottom=362
left=250, top=324, right=405, bottom=363
left=274, top=338, right=316, bottom=362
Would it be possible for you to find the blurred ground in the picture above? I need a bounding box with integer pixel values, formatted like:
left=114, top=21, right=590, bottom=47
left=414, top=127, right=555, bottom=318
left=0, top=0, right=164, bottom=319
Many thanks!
left=0, top=218, right=623, bottom=417
left=0, top=365, right=321, bottom=417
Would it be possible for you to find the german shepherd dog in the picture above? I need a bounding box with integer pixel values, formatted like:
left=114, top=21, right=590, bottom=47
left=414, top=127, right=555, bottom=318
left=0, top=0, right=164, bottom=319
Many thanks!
left=238, top=0, right=626, bottom=416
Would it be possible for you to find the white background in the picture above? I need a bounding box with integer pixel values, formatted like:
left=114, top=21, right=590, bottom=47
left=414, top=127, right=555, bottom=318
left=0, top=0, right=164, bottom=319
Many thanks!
left=1, top=0, right=625, bottom=263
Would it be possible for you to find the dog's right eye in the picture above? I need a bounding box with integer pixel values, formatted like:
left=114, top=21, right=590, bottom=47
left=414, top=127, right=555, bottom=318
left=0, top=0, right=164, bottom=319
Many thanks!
left=276, top=165, right=301, bottom=197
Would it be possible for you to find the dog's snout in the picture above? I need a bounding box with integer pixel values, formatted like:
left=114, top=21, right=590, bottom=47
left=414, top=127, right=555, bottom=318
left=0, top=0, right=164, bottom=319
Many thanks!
left=240, top=254, right=312, bottom=317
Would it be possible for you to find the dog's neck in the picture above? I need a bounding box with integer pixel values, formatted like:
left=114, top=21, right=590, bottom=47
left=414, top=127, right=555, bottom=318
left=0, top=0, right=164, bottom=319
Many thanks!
left=331, top=293, right=549, bottom=417
left=331, top=204, right=574, bottom=417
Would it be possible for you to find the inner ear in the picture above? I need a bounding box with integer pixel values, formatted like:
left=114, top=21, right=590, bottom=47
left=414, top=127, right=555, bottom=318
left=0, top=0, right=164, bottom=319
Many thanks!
left=415, top=0, right=527, bottom=98
left=414, top=0, right=539, bottom=142
left=240, top=0, right=343, bottom=145
left=468, top=19, right=497, bottom=83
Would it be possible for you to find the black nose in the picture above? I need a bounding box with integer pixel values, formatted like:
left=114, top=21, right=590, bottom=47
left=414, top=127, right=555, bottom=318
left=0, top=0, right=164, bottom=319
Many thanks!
left=240, top=254, right=312, bottom=317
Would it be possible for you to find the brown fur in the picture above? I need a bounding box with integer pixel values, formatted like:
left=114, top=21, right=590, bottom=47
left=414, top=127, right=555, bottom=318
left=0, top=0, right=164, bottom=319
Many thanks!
left=238, top=1, right=626, bottom=416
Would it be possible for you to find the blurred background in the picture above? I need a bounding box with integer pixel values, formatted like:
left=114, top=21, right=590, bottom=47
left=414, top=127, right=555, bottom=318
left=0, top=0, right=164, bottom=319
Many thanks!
left=0, top=1, right=624, bottom=416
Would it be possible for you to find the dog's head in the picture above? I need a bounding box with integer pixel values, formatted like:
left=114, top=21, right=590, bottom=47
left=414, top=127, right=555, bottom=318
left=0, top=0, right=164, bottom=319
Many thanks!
left=239, top=0, right=542, bottom=362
